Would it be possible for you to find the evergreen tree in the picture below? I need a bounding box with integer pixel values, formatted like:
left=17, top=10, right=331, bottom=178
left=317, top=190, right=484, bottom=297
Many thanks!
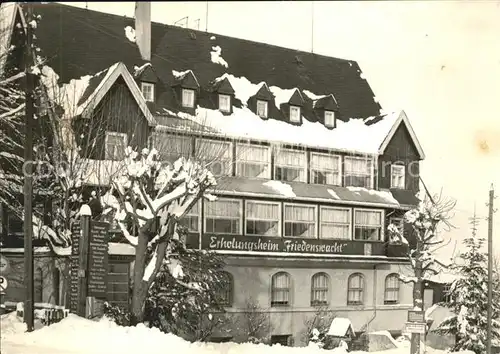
left=434, top=216, right=500, bottom=353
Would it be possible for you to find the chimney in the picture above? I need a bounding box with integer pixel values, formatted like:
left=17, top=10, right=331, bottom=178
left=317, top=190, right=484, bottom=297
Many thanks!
left=135, top=2, right=151, bottom=61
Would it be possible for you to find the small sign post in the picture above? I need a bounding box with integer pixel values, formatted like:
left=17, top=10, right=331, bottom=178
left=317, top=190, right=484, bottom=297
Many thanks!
left=408, top=310, right=425, bottom=323
left=405, top=321, right=426, bottom=334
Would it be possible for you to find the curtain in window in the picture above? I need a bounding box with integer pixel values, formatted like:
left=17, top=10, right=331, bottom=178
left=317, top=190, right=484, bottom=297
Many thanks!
left=284, top=205, right=316, bottom=238
left=271, top=272, right=290, bottom=305
left=152, top=133, right=192, bottom=162
left=311, top=153, right=339, bottom=171
left=347, top=274, right=364, bottom=304
left=276, top=149, right=306, bottom=167
left=217, top=272, right=233, bottom=306
left=384, top=274, right=399, bottom=303
left=320, top=208, right=350, bottom=239
left=179, top=201, right=200, bottom=232
left=196, top=139, right=232, bottom=176
left=205, top=199, right=241, bottom=234
left=355, top=211, right=382, bottom=226
left=246, top=201, right=279, bottom=236
left=344, top=157, right=371, bottom=174
left=236, top=144, right=270, bottom=178
left=311, top=273, right=329, bottom=305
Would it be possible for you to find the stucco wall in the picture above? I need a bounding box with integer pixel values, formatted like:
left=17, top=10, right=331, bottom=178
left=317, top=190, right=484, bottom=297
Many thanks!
left=211, top=260, right=413, bottom=346
left=0, top=250, right=65, bottom=306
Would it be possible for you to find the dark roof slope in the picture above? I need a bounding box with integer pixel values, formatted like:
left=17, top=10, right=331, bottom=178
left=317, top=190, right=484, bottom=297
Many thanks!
left=30, top=2, right=381, bottom=119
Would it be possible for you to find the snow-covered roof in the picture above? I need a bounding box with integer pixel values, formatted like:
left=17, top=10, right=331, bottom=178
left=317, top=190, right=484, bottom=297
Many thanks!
left=41, top=62, right=156, bottom=125
left=156, top=74, right=424, bottom=157
left=327, top=317, right=354, bottom=337
left=0, top=3, right=25, bottom=75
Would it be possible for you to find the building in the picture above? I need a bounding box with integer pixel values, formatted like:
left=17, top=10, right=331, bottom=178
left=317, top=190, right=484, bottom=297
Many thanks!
left=0, top=2, right=425, bottom=346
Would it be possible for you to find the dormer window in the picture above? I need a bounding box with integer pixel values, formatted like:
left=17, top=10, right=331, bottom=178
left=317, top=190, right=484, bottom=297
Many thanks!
left=219, top=94, right=231, bottom=113
left=289, top=105, right=301, bottom=123
left=257, top=100, right=268, bottom=118
left=182, top=88, right=195, bottom=108
left=325, top=111, right=335, bottom=128
left=391, top=164, right=406, bottom=189
left=141, top=82, right=155, bottom=102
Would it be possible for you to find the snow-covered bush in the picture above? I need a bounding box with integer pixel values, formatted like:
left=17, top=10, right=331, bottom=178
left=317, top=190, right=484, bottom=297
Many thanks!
left=144, top=233, right=229, bottom=342
left=302, top=306, right=336, bottom=348
left=434, top=230, right=500, bottom=354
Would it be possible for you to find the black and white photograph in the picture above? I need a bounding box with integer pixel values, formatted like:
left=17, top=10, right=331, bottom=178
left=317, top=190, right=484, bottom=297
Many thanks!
left=0, top=1, right=499, bottom=353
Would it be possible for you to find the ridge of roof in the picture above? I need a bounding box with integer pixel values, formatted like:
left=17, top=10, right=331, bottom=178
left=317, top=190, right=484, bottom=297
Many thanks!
left=51, top=2, right=361, bottom=67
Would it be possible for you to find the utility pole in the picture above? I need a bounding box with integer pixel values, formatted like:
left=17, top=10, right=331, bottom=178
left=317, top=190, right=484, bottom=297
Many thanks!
left=205, top=1, right=209, bottom=32
left=487, top=184, right=495, bottom=354
left=23, top=3, right=35, bottom=332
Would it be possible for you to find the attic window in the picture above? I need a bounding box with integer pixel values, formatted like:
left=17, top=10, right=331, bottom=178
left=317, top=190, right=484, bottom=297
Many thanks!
left=289, top=106, right=301, bottom=123
left=182, top=89, right=195, bottom=108
left=325, top=111, right=335, bottom=128
left=219, top=94, right=231, bottom=113
left=141, top=82, right=155, bottom=102
left=257, top=100, right=268, bottom=118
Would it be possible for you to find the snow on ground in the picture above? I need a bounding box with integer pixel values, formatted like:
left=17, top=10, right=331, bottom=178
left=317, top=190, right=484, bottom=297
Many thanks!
left=0, top=312, right=476, bottom=354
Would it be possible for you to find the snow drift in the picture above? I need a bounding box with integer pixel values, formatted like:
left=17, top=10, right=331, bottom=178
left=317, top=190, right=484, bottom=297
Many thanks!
left=1, top=312, right=476, bottom=354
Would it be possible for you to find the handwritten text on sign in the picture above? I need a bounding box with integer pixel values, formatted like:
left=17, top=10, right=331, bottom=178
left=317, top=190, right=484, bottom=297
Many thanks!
left=202, top=235, right=361, bottom=254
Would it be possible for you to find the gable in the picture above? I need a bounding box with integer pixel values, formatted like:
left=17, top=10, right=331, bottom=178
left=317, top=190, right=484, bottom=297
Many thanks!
left=173, top=70, right=199, bottom=90
left=213, top=77, right=235, bottom=95
left=288, top=89, right=304, bottom=106
left=253, top=83, right=273, bottom=100
left=384, top=122, right=420, bottom=160
left=138, top=65, right=158, bottom=83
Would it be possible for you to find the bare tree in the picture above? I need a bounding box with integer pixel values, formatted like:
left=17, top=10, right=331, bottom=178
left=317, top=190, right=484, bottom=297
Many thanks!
left=388, top=191, right=456, bottom=311
left=231, top=297, right=272, bottom=344
left=301, top=305, right=336, bottom=346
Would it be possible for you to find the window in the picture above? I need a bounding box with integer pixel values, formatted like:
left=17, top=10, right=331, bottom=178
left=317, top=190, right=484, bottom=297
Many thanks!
left=347, top=273, right=364, bottom=305
left=236, top=143, right=271, bottom=178
left=218, top=94, right=231, bottom=112
left=107, top=262, right=130, bottom=308
left=344, top=156, right=373, bottom=188
left=311, top=272, right=329, bottom=306
left=257, top=100, right=268, bottom=118
left=217, top=271, right=233, bottom=306
left=289, top=105, right=301, bottom=123
left=324, top=111, right=335, bottom=128
left=271, top=335, right=291, bottom=346
left=141, top=82, right=155, bottom=102
left=391, top=164, right=406, bottom=189
left=6, top=212, right=23, bottom=236
left=196, top=138, right=233, bottom=176
left=271, top=272, right=291, bottom=306
left=284, top=204, right=316, bottom=238
left=275, top=148, right=306, bottom=182
left=384, top=274, right=400, bottom=304
left=245, top=201, right=280, bottom=236
left=320, top=207, right=351, bottom=240
left=182, top=88, right=195, bottom=108
left=443, top=284, right=452, bottom=303
left=179, top=200, right=200, bottom=232
left=310, top=152, right=341, bottom=185
left=105, top=132, right=127, bottom=161
left=204, top=198, right=241, bottom=234
left=150, top=133, right=192, bottom=164
left=354, top=209, right=384, bottom=241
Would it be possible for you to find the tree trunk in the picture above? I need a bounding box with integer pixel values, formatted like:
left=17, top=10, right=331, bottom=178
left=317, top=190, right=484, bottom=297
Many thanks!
left=411, top=256, right=423, bottom=354
left=130, top=229, right=149, bottom=324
